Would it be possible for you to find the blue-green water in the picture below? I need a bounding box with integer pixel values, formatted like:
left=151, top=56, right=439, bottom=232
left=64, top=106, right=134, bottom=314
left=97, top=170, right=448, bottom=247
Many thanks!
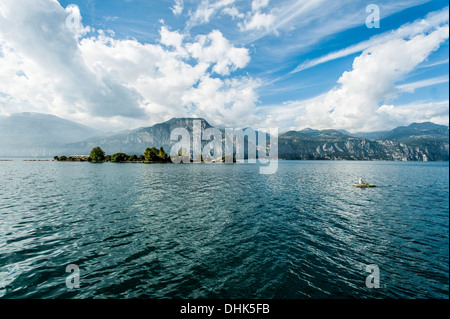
left=0, top=160, right=448, bottom=299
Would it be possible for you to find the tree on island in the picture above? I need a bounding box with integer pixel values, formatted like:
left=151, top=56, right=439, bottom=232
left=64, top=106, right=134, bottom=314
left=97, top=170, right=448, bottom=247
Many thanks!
left=90, top=146, right=105, bottom=162
left=158, top=147, right=170, bottom=161
left=144, top=147, right=158, bottom=161
left=55, top=146, right=170, bottom=163
left=144, top=147, right=170, bottom=162
left=111, top=153, right=128, bottom=163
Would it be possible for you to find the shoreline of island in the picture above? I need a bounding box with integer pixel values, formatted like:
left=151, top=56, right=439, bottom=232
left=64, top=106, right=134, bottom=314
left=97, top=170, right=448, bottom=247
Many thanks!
left=53, top=146, right=237, bottom=163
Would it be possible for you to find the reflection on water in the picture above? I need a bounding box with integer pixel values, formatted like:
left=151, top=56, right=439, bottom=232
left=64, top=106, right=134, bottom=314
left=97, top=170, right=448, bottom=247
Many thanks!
left=0, top=160, right=448, bottom=298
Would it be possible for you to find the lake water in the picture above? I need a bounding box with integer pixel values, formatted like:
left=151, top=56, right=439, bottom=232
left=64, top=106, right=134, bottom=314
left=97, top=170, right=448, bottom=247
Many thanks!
left=0, top=160, right=448, bottom=299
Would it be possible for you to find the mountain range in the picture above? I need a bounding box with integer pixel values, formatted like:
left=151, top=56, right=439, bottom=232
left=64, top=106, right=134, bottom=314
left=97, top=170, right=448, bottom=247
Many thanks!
left=0, top=112, right=448, bottom=161
left=0, top=113, right=101, bottom=157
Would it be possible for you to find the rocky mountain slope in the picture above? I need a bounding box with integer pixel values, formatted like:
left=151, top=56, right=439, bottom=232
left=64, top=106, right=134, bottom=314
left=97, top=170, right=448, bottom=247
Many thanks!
left=62, top=118, right=213, bottom=156
left=278, top=123, right=449, bottom=161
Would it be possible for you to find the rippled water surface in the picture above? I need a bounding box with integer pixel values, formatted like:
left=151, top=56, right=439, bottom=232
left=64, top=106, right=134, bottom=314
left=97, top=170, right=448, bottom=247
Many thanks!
left=0, top=160, right=448, bottom=298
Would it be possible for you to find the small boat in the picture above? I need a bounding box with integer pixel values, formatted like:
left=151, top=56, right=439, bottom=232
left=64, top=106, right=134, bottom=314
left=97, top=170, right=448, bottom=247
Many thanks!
left=353, top=183, right=376, bottom=188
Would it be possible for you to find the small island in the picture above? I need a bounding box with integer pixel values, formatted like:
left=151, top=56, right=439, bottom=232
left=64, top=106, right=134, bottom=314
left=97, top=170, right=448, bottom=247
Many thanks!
left=54, top=146, right=171, bottom=163
left=54, top=146, right=237, bottom=163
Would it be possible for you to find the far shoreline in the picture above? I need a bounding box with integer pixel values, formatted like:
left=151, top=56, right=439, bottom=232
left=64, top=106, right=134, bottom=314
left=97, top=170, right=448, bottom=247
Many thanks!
left=1, top=158, right=448, bottom=163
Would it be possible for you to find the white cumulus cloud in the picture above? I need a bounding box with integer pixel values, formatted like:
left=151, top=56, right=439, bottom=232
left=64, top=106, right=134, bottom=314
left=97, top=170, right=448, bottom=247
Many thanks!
left=292, top=7, right=450, bottom=73
left=293, top=25, right=449, bottom=132
left=239, top=12, right=275, bottom=32
left=222, top=6, right=244, bottom=20
left=171, top=0, right=184, bottom=16
left=186, top=30, right=250, bottom=75
left=188, top=0, right=236, bottom=27
left=252, top=0, right=270, bottom=12
left=0, top=0, right=259, bottom=130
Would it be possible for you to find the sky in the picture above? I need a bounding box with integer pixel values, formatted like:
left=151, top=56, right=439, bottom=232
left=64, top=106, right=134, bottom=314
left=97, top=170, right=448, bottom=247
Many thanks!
left=0, top=0, right=448, bottom=133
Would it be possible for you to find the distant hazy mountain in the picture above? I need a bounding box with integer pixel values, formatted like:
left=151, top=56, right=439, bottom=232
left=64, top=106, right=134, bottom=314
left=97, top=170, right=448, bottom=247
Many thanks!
left=0, top=112, right=101, bottom=157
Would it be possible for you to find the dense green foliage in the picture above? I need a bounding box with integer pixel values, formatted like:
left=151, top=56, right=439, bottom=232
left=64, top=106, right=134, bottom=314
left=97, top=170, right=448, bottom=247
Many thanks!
left=110, top=153, right=141, bottom=162
left=55, top=146, right=193, bottom=163
left=90, top=146, right=105, bottom=162
left=144, top=147, right=170, bottom=162
left=111, top=153, right=128, bottom=163
left=47, top=146, right=172, bottom=163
